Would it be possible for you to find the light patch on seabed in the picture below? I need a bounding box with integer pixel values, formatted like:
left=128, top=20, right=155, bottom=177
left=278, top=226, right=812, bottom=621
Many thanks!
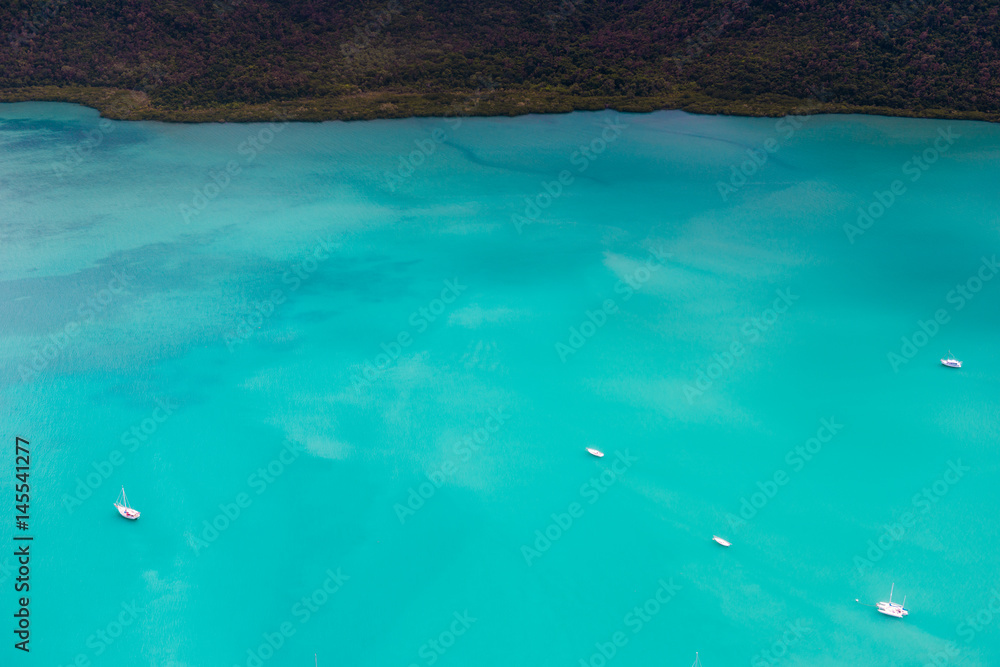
left=448, top=304, right=523, bottom=328
left=582, top=375, right=759, bottom=425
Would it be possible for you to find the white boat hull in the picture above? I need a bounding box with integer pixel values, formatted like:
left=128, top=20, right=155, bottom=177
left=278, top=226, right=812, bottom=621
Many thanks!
left=115, top=503, right=140, bottom=520
left=876, top=603, right=907, bottom=618
left=586, top=448, right=604, bottom=458
left=712, top=535, right=731, bottom=547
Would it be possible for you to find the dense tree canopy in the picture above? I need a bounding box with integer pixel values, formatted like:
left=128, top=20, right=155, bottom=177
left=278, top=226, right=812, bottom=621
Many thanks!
left=1, top=0, right=998, bottom=116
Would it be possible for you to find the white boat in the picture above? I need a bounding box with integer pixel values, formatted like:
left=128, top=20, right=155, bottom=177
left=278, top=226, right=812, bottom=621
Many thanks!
left=114, top=486, right=140, bottom=520
left=586, top=447, right=604, bottom=458
left=875, top=583, right=908, bottom=618
left=941, top=351, right=962, bottom=368
left=691, top=652, right=702, bottom=667
left=712, top=535, right=731, bottom=547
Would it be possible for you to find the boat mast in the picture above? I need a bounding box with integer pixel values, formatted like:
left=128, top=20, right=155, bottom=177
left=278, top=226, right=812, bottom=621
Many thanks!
left=889, top=583, right=894, bottom=604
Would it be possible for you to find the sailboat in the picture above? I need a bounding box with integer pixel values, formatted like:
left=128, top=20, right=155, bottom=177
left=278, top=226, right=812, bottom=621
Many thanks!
left=114, top=486, right=141, bottom=520
left=876, top=583, right=908, bottom=618
left=941, top=351, right=962, bottom=368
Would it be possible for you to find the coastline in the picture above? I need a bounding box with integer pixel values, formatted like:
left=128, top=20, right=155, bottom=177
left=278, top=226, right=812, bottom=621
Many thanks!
left=2, top=84, right=998, bottom=125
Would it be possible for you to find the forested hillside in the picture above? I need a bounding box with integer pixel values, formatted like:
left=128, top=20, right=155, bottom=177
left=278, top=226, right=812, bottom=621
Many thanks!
left=2, top=0, right=999, bottom=120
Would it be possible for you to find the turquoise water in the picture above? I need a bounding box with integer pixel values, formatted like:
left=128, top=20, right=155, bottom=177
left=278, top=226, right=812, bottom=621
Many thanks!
left=2, top=102, right=1000, bottom=667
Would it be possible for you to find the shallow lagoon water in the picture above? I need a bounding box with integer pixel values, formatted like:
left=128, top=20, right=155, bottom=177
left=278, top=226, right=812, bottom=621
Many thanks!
left=1, top=102, right=1000, bottom=666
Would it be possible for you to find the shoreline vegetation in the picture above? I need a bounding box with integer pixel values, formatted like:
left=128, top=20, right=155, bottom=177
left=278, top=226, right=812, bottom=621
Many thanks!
left=3, top=85, right=999, bottom=124
left=4, top=1, right=999, bottom=126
